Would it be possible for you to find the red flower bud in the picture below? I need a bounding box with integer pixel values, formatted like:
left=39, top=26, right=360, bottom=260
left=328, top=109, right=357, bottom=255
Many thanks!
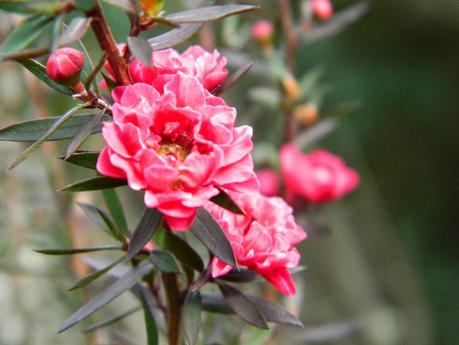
left=251, top=20, right=274, bottom=47
left=312, top=0, right=333, bottom=21
left=46, top=48, right=84, bottom=86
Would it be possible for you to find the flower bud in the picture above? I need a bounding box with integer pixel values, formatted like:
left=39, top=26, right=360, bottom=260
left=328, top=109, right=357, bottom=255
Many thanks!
left=251, top=20, right=274, bottom=48
left=282, top=73, right=301, bottom=102
left=293, top=103, right=318, bottom=126
left=141, top=0, right=164, bottom=18
left=312, top=0, right=333, bottom=20
left=46, top=48, right=84, bottom=86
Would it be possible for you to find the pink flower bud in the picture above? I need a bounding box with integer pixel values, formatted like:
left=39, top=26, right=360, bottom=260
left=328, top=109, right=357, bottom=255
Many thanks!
left=46, top=48, right=84, bottom=86
left=251, top=20, right=274, bottom=46
left=257, top=169, right=279, bottom=197
left=312, top=0, right=333, bottom=20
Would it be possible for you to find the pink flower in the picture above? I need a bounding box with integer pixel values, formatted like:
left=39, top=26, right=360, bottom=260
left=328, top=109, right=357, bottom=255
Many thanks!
left=46, top=47, right=84, bottom=85
left=97, top=73, right=258, bottom=230
left=251, top=20, right=274, bottom=44
left=103, top=45, right=228, bottom=92
left=257, top=169, right=279, bottom=197
left=311, top=0, right=333, bottom=20
left=208, top=193, right=306, bottom=296
left=280, top=144, right=359, bottom=203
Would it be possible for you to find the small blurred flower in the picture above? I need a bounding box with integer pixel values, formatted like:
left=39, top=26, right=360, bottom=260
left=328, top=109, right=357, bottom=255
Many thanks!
left=251, top=20, right=274, bottom=48
left=257, top=169, right=279, bottom=197
left=311, top=0, right=333, bottom=20
left=46, top=48, right=84, bottom=87
left=280, top=144, right=359, bottom=203
left=293, top=103, right=318, bottom=126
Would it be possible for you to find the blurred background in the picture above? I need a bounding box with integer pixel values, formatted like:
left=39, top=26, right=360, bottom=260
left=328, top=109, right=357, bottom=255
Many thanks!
left=0, top=0, right=457, bottom=344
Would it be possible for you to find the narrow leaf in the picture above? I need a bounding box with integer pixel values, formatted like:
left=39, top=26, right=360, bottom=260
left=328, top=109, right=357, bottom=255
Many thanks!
left=65, top=108, right=106, bottom=159
left=201, top=293, right=233, bottom=314
left=68, top=256, right=125, bottom=291
left=140, top=288, right=159, bottom=345
left=182, top=291, right=202, bottom=345
left=61, top=151, right=99, bottom=170
left=83, top=306, right=141, bottom=333
left=78, top=202, right=125, bottom=242
left=59, top=261, right=154, bottom=333
left=59, top=176, right=127, bottom=192
left=210, top=189, right=244, bottom=214
left=294, top=118, right=338, bottom=149
left=164, top=5, right=258, bottom=24
left=220, top=268, right=257, bottom=283
left=127, top=36, right=152, bottom=66
left=126, top=208, right=162, bottom=261
left=50, top=15, right=64, bottom=53
left=35, top=245, right=123, bottom=255
left=148, top=23, right=202, bottom=50
left=149, top=249, right=181, bottom=274
left=218, top=283, right=268, bottom=329
left=190, top=208, right=237, bottom=268
left=212, top=62, right=253, bottom=96
left=153, top=227, right=204, bottom=272
left=246, top=295, right=303, bottom=327
left=9, top=105, right=83, bottom=170
left=57, top=17, right=91, bottom=46
left=102, top=188, right=128, bottom=235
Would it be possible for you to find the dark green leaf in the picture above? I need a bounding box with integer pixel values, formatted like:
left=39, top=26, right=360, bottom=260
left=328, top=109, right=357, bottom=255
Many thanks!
left=59, top=261, right=154, bottom=333
left=68, top=256, right=125, bottom=291
left=83, top=306, right=141, bottom=333
left=153, top=227, right=204, bottom=272
left=148, top=23, right=202, bottom=50
left=59, top=176, right=127, bottom=192
left=9, top=105, right=83, bottom=170
left=127, top=36, right=152, bottom=66
left=1, top=14, right=52, bottom=54
left=149, top=249, right=181, bottom=274
left=140, top=288, right=159, bottom=345
left=212, top=61, right=253, bottom=96
left=0, top=1, right=33, bottom=13
left=164, top=5, right=258, bottom=24
left=15, top=58, right=74, bottom=95
left=61, top=151, right=99, bottom=170
left=190, top=208, right=237, bottom=268
left=102, top=188, right=129, bottom=235
left=182, top=291, right=202, bottom=345
left=57, top=17, right=91, bottom=46
left=65, top=108, right=106, bottom=159
left=84, top=52, right=106, bottom=89
left=201, top=293, right=233, bottom=315
left=210, top=189, right=244, bottom=214
left=78, top=202, right=125, bottom=242
left=245, top=295, right=303, bottom=327
left=126, top=208, right=162, bottom=260
left=35, top=245, right=123, bottom=255
left=220, top=268, right=257, bottom=283
left=218, top=283, right=268, bottom=329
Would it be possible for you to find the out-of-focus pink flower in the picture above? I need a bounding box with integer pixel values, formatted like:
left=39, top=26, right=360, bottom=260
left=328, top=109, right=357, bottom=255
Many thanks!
left=251, top=20, right=274, bottom=45
left=103, top=45, right=227, bottom=92
left=311, top=0, right=333, bottom=20
left=209, top=193, right=306, bottom=296
left=280, top=144, right=359, bottom=203
left=257, top=169, right=279, bottom=197
left=46, top=48, right=84, bottom=85
left=97, top=73, right=258, bottom=230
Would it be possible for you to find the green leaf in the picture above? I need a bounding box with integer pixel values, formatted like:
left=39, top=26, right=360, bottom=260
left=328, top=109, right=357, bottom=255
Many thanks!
left=294, top=118, right=338, bottom=149
left=59, top=176, right=127, bottom=192
left=102, top=188, right=128, bottom=235
left=34, top=244, right=123, bottom=255
left=1, top=14, right=52, bottom=54
left=126, top=208, right=162, bottom=260
left=0, top=1, right=33, bottom=14
left=83, top=306, right=141, bottom=333
left=15, top=58, right=74, bottom=95
left=61, top=151, right=99, bottom=170
left=127, top=36, right=152, bottom=66
left=78, top=202, right=125, bottom=242
left=9, top=105, right=83, bottom=170
left=201, top=293, right=233, bottom=314
left=148, top=23, right=202, bottom=50
left=210, top=189, right=244, bottom=214
left=84, top=52, right=106, bottom=90
left=140, top=288, right=159, bottom=345
left=68, top=256, right=125, bottom=291
left=149, top=249, right=181, bottom=274
left=218, top=283, right=268, bottom=329
left=153, top=227, right=204, bottom=272
left=220, top=268, right=257, bottom=283
left=57, top=17, right=91, bottom=47
left=50, top=14, right=64, bottom=53
left=190, top=208, right=237, bottom=268
left=102, top=0, right=137, bottom=14
left=182, top=291, right=202, bottom=345
left=164, top=5, right=258, bottom=24
left=59, top=261, right=154, bottom=333
left=65, top=108, right=106, bottom=159
left=212, top=61, right=253, bottom=96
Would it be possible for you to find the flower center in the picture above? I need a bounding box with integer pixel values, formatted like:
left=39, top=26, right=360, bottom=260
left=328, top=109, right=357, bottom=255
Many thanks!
left=157, top=143, right=188, bottom=161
